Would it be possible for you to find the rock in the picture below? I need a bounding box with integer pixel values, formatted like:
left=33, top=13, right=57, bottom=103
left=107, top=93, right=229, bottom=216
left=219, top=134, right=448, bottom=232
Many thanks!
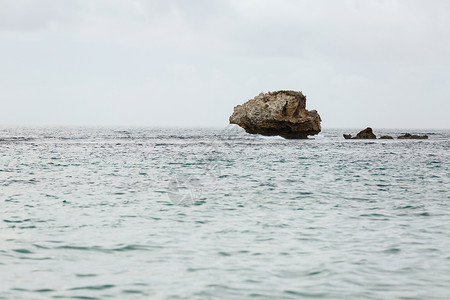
left=343, top=127, right=377, bottom=139
left=379, top=135, right=394, bottom=139
left=356, top=127, right=376, bottom=139
left=397, top=133, right=428, bottom=139
left=229, top=90, right=321, bottom=139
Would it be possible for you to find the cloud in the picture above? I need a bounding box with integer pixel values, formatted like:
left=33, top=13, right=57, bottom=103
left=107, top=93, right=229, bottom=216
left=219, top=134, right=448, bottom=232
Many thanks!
left=0, top=0, right=449, bottom=127
left=3, top=0, right=448, bottom=62
left=229, top=0, right=450, bottom=64
left=0, top=0, right=84, bottom=31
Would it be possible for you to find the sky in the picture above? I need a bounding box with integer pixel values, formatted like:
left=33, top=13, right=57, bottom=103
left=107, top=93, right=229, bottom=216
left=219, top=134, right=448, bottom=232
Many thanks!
left=0, top=0, right=449, bottom=128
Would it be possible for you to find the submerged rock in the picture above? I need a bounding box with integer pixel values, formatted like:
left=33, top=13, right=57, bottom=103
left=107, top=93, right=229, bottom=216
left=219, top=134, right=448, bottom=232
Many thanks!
left=379, top=135, right=394, bottom=139
left=397, top=133, right=428, bottom=139
left=229, top=90, right=321, bottom=139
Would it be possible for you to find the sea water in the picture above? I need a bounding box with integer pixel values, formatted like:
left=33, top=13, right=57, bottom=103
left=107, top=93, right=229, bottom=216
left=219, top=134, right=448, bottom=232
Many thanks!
left=1, top=127, right=449, bottom=299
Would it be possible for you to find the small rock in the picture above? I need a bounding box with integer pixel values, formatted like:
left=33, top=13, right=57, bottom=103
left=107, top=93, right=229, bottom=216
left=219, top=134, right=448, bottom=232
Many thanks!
left=355, top=127, right=377, bottom=139
left=343, top=127, right=377, bottom=139
left=397, top=133, right=428, bottom=139
left=379, top=135, right=394, bottom=139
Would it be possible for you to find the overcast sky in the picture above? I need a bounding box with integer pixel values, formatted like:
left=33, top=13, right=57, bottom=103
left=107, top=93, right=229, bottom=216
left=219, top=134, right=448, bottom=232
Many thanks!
left=0, top=0, right=449, bottom=128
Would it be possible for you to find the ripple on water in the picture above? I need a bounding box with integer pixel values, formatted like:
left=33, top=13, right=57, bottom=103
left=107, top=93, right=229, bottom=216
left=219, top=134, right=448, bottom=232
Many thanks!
left=75, top=274, right=98, bottom=278
left=3, top=218, right=31, bottom=223
left=53, top=244, right=158, bottom=254
left=121, top=289, right=147, bottom=295
left=68, top=285, right=115, bottom=291
left=284, top=290, right=329, bottom=298
left=13, top=249, right=33, bottom=254
left=34, top=289, right=54, bottom=293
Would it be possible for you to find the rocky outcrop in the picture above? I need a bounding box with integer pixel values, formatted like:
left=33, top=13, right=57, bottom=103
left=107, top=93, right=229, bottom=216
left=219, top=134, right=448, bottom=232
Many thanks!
left=344, top=129, right=429, bottom=140
left=398, top=133, right=428, bottom=139
left=343, top=127, right=376, bottom=139
left=356, top=127, right=376, bottom=139
left=229, top=90, right=321, bottom=139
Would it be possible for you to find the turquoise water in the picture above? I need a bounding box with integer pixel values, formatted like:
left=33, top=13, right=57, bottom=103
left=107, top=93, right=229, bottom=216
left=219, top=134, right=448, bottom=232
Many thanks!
left=1, top=127, right=449, bottom=299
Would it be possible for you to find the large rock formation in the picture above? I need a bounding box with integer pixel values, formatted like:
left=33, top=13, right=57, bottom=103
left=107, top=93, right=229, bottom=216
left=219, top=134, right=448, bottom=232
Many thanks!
left=229, top=91, right=321, bottom=139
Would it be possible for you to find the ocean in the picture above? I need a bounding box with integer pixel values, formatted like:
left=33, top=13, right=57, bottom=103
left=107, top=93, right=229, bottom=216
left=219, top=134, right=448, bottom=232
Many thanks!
left=1, top=127, right=449, bottom=299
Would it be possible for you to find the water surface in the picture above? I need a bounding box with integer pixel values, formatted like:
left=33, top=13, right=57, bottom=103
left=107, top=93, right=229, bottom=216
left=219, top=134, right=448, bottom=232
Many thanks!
left=1, top=127, right=449, bottom=299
